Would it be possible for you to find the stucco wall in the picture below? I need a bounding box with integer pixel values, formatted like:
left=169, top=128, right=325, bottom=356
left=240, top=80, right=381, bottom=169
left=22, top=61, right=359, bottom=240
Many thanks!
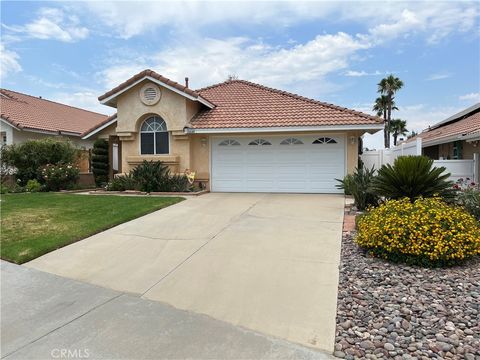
left=115, top=81, right=201, bottom=173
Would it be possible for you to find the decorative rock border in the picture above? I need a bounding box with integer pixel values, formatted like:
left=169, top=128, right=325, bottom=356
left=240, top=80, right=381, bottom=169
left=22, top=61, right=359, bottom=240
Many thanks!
left=335, top=231, right=480, bottom=359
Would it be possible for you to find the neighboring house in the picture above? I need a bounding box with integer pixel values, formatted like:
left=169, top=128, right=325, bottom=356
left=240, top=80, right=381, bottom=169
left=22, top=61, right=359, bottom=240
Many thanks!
left=408, top=103, right=480, bottom=160
left=83, top=69, right=383, bottom=193
left=0, top=88, right=110, bottom=173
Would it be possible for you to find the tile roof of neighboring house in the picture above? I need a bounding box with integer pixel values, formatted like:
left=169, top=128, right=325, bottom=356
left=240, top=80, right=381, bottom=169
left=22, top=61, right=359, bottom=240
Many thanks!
left=190, top=80, right=382, bottom=129
left=80, top=113, right=117, bottom=138
left=406, top=106, right=480, bottom=145
left=98, top=69, right=207, bottom=103
left=408, top=112, right=480, bottom=144
left=0, top=89, right=109, bottom=136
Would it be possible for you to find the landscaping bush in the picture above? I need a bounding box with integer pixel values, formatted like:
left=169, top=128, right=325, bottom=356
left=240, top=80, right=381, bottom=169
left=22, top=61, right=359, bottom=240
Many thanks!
left=131, top=160, right=171, bottom=192
left=356, top=197, right=480, bottom=267
left=336, top=174, right=354, bottom=195
left=91, top=139, right=109, bottom=186
left=371, top=155, right=454, bottom=201
left=25, top=179, right=42, bottom=192
left=454, top=178, right=480, bottom=221
left=40, top=163, right=80, bottom=191
left=105, top=161, right=194, bottom=193
left=168, top=174, right=191, bottom=192
left=336, top=166, right=379, bottom=210
left=0, top=138, right=77, bottom=185
left=106, top=173, right=138, bottom=191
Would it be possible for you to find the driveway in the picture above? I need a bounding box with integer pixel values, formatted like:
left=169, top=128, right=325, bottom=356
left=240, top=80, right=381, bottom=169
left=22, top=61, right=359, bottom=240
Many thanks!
left=1, top=261, right=330, bottom=359
left=26, top=193, right=344, bottom=352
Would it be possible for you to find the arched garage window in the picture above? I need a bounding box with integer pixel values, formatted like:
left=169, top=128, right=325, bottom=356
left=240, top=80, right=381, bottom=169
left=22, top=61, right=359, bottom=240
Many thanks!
left=140, top=116, right=169, bottom=154
left=313, top=137, right=337, bottom=144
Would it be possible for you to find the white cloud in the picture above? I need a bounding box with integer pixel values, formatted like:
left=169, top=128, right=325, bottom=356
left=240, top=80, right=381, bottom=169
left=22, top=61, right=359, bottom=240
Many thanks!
left=98, top=33, right=369, bottom=96
left=345, top=70, right=382, bottom=77
left=459, top=92, right=480, bottom=102
left=51, top=91, right=113, bottom=115
left=426, top=73, right=452, bottom=81
left=0, top=43, right=22, bottom=79
left=5, top=8, right=88, bottom=42
left=79, top=1, right=479, bottom=43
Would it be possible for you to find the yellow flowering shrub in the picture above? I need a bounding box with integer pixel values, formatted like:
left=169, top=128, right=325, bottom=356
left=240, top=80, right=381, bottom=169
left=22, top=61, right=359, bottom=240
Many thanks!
left=356, top=197, right=480, bottom=267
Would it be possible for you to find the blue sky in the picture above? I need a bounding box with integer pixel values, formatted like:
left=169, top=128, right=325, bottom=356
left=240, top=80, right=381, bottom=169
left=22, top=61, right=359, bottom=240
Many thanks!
left=1, top=1, right=479, bottom=149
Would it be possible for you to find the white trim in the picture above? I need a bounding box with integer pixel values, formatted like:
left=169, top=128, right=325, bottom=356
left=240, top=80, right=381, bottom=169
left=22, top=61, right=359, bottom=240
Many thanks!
left=0, top=117, right=20, bottom=131
left=100, top=76, right=214, bottom=109
left=186, top=124, right=383, bottom=134
left=81, top=117, right=118, bottom=139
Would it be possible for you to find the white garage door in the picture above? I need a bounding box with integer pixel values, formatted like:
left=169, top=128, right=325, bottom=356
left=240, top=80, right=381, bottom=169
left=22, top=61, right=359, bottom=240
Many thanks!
left=211, top=135, right=345, bottom=193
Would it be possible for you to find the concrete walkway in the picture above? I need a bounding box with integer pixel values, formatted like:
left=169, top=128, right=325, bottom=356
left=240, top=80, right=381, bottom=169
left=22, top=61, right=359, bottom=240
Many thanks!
left=1, top=261, right=332, bottom=359
left=26, top=193, right=344, bottom=352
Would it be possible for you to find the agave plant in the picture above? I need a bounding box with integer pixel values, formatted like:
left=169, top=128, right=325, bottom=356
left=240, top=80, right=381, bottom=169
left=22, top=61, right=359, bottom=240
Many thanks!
left=370, top=155, right=453, bottom=201
left=336, top=166, right=379, bottom=210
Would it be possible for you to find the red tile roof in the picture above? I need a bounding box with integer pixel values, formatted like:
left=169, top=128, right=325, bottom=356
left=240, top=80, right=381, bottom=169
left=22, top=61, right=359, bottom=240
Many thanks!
left=407, top=110, right=480, bottom=145
left=1, top=89, right=109, bottom=136
left=98, top=69, right=204, bottom=102
left=190, top=80, right=382, bottom=129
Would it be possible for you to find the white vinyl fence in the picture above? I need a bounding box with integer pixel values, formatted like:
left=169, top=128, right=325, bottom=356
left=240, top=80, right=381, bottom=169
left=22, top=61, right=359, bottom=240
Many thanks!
left=360, top=137, right=479, bottom=183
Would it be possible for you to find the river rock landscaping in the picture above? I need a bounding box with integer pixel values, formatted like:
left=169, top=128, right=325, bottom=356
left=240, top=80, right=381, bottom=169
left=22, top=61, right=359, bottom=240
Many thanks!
left=335, top=232, right=480, bottom=360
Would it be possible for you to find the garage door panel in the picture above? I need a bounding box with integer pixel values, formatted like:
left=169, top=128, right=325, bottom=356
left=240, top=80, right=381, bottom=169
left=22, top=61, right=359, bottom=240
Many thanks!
left=212, top=136, right=345, bottom=193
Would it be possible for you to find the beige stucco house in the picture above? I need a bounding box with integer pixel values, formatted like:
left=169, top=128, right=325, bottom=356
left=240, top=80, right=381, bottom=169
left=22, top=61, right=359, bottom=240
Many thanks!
left=83, top=70, right=383, bottom=193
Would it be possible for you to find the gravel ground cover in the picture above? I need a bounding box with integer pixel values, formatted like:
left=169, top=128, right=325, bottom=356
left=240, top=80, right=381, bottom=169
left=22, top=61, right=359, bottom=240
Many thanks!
left=335, top=232, right=480, bottom=360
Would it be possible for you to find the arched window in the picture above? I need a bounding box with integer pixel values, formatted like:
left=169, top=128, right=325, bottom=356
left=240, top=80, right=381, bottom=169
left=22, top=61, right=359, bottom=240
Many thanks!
left=280, top=137, right=303, bottom=145
left=248, top=139, right=272, bottom=146
left=219, top=139, right=241, bottom=146
left=312, top=137, right=337, bottom=144
left=140, top=116, right=169, bottom=154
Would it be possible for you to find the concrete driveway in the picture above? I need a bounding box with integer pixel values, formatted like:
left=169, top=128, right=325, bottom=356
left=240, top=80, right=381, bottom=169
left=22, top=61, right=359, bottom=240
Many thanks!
left=26, top=193, right=344, bottom=352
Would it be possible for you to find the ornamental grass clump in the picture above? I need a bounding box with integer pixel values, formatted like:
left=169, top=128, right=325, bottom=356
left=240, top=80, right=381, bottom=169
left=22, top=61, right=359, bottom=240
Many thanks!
left=356, top=197, right=480, bottom=267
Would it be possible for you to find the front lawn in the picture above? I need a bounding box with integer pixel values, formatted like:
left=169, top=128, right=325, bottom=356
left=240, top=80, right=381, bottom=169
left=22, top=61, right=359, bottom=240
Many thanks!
left=1, top=193, right=184, bottom=264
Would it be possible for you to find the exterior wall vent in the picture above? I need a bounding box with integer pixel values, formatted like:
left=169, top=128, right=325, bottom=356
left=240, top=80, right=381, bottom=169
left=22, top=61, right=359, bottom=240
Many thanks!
left=140, top=83, right=161, bottom=105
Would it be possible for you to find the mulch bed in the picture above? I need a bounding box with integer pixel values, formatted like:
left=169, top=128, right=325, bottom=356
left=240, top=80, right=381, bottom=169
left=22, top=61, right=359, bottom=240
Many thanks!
left=334, top=231, right=480, bottom=359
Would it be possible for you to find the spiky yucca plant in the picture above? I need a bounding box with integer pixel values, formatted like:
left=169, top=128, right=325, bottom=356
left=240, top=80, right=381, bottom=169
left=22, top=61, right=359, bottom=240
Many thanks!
left=371, top=156, right=453, bottom=201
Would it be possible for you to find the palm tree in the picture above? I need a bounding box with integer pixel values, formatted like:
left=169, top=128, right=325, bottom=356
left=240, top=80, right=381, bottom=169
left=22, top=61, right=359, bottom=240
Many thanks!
left=373, top=95, right=398, bottom=148
left=377, top=75, right=404, bottom=148
left=390, top=119, right=408, bottom=146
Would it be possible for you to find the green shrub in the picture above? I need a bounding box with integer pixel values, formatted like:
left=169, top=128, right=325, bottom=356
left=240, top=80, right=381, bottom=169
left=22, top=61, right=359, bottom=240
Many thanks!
left=336, top=166, right=379, bottom=210
left=356, top=197, right=480, bottom=267
left=25, top=179, right=42, bottom=192
left=106, top=173, right=138, bottom=191
left=131, top=161, right=171, bottom=192
left=0, top=138, right=77, bottom=185
left=168, top=174, right=191, bottom=192
left=456, top=188, right=480, bottom=221
left=92, top=139, right=109, bottom=186
left=40, top=163, right=80, bottom=191
left=336, top=174, right=354, bottom=195
left=371, top=155, right=453, bottom=201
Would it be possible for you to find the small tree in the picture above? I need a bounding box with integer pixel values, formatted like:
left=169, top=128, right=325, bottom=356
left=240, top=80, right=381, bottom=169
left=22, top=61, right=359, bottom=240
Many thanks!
left=91, top=139, right=109, bottom=186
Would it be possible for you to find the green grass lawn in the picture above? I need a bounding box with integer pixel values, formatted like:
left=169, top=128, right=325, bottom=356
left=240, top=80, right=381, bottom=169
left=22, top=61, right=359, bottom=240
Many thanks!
left=1, top=193, right=184, bottom=264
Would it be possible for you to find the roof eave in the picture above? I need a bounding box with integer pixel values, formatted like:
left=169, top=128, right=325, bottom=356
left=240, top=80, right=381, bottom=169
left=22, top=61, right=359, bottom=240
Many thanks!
left=99, top=75, right=215, bottom=109
left=184, top=123, right=384, bottom=134
left=81, top=116, right=118, bottom=139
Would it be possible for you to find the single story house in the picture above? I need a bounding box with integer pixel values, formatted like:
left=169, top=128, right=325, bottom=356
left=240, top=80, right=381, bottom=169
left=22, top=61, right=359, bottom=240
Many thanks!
left=409, top=103, right=480, bottom=160
left=83, top=70, right=383, bottom=193
left=0, top=88, right=110, bottom=173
